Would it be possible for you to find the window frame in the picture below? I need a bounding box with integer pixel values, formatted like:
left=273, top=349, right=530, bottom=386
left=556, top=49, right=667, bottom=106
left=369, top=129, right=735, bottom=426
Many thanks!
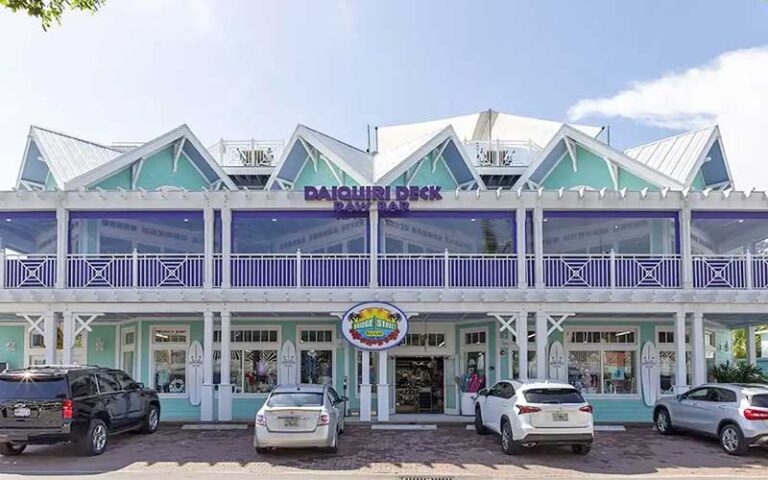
left=149, top=325, right=190, bottom=399
left=120, top=327, right=137, bottom=379
left=213, top=325, right=281, bottom=397
left=460, top=326, right=489, bottom=381
left=297, top=325, right=336, bottom=387
left=655, top=326, right=692, bottom=397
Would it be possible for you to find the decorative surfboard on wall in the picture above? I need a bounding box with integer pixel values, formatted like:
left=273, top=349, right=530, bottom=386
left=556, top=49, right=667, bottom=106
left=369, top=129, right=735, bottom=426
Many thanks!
left=279, top=340, right=298, bottom=384
left=188, top=340, right=204, bottom=406
left=641, top=341, right=659, bottom=407
left=548, top=340, right=567, bottom=381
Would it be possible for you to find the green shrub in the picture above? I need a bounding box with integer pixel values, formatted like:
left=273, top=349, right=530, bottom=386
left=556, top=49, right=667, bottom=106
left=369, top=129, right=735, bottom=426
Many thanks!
left=712, top=361, right=768, bottom=384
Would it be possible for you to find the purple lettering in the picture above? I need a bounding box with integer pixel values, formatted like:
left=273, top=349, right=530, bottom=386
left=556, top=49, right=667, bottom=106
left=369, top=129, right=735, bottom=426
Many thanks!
left=304, top=186, right=318, bottom=200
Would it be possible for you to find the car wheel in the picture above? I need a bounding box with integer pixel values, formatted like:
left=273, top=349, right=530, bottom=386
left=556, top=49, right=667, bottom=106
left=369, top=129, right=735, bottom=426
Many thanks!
left=0, top=443, right=27, bottom=456
left=654, top=408, right=673, bottom=435
left=81, top=419, right=109, bottom=456
left=720, top=423, right=749, bottom=456
left=141, top=405, right=160, bottom=434
left=500, top=420, right=521, bottom=455
left=572, top=443, right=591, bottom=455
left=475, top=407, right=489, bottom=435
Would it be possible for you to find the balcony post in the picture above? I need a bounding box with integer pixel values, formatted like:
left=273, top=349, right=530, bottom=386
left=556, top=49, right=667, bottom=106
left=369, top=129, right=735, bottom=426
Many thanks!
left=132, top=249, right=139, bottom=288
left=610, top=249, right=617, bottom=288
left=746, top=250, right=753, bottom=290
left=359, top=350, right=371, bottom=422
left=0, top=248, right=5, bottom=289
left=369, top=209, right=379, bottom=288
left=222, top=207, right=232, bottom=289
left=296, top=249, right=302, bottom=288
left=218, top=310, right=233, bottom=421
left=674, top=311, right=688, bottom=394
left=516, top=311, right=528, bottom=380
left=535, top=311, right=547, bottom=379
left=62, top=310, right=74, bottom=365
left=201, top=310, right=214, bottom=422
left=680, top=208, right=693, bottom=289
left=515, top=207, right=527, bottom=288
left=691, top=312, right=706, bottom=386
left=203, top=207, right=214, bottom=289
left=443, top=249, right=450, bottom=288
left=44, top=310, right=56, bottom=365
left=56, top=206, right=68, bottom=288
left=533, top=208, right=544, bottom=288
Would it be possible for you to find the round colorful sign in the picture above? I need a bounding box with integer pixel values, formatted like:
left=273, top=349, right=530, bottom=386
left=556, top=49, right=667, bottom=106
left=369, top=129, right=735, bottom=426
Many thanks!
left=341, top=302, right=408, bottom=351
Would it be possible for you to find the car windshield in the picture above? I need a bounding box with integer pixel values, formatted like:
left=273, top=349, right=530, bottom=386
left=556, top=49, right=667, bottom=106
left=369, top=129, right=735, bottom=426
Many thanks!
left=523, top=388, right=584, bottom=404
left=751, top=394, right=768, bottom=408
left=0, top=376, right=68, bottom=400
left=267, top=392, right=324, bottom=407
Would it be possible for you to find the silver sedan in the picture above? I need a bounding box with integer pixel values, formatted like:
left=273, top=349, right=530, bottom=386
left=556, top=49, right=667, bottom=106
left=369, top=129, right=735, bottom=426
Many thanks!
left=654, top=383, right=768, bottom=455
left=254, top=384, right=347, bottom=453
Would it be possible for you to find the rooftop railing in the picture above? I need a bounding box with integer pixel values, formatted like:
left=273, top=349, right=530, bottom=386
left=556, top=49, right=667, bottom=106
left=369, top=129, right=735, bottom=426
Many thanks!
left=208, top=139, right=286, bottom=167
left=464, top=139, right=542, bottom=168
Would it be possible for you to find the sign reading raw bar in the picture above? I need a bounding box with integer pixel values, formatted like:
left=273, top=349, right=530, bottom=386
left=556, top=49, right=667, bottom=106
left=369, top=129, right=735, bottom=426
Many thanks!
left=341, top=302, right=409, bottom=351
left=304, top=185, right=442, bottom=213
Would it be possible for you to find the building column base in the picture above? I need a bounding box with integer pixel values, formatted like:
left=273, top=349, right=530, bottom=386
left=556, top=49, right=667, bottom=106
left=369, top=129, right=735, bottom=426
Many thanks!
left=200, top=384, right=214, bottom=422
left=218, top=384, right=233, bottom=421
left=377, top=384, right=390, bottom=422
left=359, top=384, right=372, bottom=422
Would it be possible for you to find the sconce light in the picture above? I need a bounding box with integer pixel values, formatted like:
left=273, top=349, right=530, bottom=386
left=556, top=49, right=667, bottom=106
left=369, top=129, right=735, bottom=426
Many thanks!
left=5, top=340, right=16, bottom=352
left=95, top=338, right=105, bottom=352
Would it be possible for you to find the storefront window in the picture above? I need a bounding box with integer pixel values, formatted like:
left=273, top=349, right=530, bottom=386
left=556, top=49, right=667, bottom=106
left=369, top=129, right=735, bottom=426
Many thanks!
left=213, top=328, right=279, bottom=394
left=567, top=328, right=638, bottom=395
left=602, top=351, right=636, bottom=394
left=299, top=327, right=334, bottom=385
left=657, top=328, right=691, bottom=394
left=461, top=328, right=488, bottom=384
left=568, top=351, right=601, bottom=394
left=121, top=328, right=136, bottom=378
left=151, top=327, right=188, bottom=394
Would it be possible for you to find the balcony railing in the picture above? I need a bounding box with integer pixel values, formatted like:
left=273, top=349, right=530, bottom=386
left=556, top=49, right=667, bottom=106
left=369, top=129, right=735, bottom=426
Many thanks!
left=3, top=253, right=57, bottom=288
left=543, top=254, right=681, bottom=288
left=378, top=253, right=518, bottom=288
left=464, top=140, right=542, bottom=168
left=66, top=253, right=204, bottom=288
left=229, top=253, right=369, bottom=288
left=208, top=139, right=286, bottom=167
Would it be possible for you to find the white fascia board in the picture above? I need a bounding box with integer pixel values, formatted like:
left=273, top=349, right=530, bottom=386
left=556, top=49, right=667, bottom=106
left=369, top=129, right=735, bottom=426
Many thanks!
left=512, top=124, right=569, bottom=190
left=25, top=128, right=65, bottom=190
left=265, top=127, right=304, bottom=191
left=297, top=126, right=371, bottom=186
left=176, top=127, right=238, bottom=191
left=682, top=127, right=732, bottom=189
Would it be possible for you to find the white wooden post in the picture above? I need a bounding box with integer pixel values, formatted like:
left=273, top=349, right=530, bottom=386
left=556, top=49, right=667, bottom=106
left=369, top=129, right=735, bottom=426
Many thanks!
left=377, top=350, right=389, bottom=422
left=296, top=249, right=302, bottom=288
left=609, top=248, right=617, bottom=288
left=535, top=311, right=547, bottom=379
left=369, top=209, right=379, bottom=288
left=203, top=207, right=214, bottom=289
left=516, top=311, right=528, bottom=380
left=56, top=206, right=68, bottom=288
left=746, top=250, right=754, bottom=290
left=691, top=312, right=706, bottom=386
left=218, top=311, right=233, bottom=421
left=674, top=311, right=688, bottom=394
left=201, top=310, right=214, bottom=422
left=0, top=248, right=5, bottom=288
left=443, top=248, right=450, bottom=288
left=221, top=207, right=232, bottom=288
left=62, top=311, right=74, bottom=365
left=680, top=208, right=693, bottom=289
left=44, top=310, right=56, bottom=365
left=132, top=249, right=139, bottom=288
left=515, top=207, right=527, bottom=288
left=359, top=350, right=372, bottom=422
left=747, top=325, right=758, bottom=367
left=533, top=208, right=544, bottom=288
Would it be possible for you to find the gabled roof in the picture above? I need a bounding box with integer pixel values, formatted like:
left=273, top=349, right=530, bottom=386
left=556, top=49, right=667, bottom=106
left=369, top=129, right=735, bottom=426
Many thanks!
left=19, top=126, right=122, bottom=189
left=514, top=124, right=684, bottom=190
left=64, top=124, right=237, bottom=191
left=296, top=125, right=373, bottom=183
left=624, top=126, right=731, bottom=187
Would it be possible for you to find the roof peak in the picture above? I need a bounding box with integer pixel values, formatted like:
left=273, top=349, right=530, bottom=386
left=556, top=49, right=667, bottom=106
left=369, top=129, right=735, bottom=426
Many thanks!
left=30, top=125, right=122, bottom=153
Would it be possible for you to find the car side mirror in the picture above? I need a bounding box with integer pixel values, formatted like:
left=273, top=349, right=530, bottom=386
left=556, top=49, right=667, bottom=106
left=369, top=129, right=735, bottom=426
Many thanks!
left=341, top=395, right=349, bottom=402
left=135, top=382, right=145, bottom=390
left=478, top=388, right=488, bottom=397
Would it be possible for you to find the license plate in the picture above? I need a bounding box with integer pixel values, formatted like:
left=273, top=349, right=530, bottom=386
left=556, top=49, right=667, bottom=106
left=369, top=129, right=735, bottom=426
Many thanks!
left=13, top=407, right=31, bottom=418
left=283, top=417, right=299, bottom=427
left=553, top=412, right=568, bottom=422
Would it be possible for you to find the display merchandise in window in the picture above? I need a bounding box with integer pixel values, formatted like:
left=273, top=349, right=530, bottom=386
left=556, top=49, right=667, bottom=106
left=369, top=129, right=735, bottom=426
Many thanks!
left=301, top=349, right=333, bottom=385
left=153, top=349, right=186, bottom=393
left=217, top=349, right=278, bottom=394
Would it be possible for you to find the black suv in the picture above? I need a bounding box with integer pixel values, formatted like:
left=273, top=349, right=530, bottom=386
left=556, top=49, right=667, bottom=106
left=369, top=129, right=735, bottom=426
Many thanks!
left=0, top=365, right=160, bottom=456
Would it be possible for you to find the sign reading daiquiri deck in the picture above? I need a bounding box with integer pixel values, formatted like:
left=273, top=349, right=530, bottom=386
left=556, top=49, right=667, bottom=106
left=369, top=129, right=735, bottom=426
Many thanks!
left=341, top=302, right=409, bottom=351
left=304, top=185, right=442, bottom=213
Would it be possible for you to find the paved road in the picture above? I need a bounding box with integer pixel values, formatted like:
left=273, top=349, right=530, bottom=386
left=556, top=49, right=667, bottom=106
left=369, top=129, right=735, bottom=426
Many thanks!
left=1, top=425, right=768, bottom=478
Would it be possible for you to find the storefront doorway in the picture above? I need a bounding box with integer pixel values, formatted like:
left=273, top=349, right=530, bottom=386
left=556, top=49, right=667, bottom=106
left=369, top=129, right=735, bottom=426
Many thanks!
left=394, top=356, right=444, bottom=413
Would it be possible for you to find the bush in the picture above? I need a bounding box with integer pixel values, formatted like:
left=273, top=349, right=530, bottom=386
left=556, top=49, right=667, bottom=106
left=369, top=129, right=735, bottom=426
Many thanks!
left=712, top=361, right=768, bottom=384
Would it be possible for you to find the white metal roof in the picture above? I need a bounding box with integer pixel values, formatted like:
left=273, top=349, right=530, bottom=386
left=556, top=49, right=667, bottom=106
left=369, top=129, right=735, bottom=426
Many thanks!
left=30, top=126, right=123, bottom=187
left=298, top=125, right=374, bottom=182
left=624, top=126, right=719, bottom=185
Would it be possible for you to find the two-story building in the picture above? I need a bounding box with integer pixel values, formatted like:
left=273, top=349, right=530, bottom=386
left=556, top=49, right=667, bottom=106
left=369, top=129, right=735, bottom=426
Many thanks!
left=0, top=110, right=764, bottom=423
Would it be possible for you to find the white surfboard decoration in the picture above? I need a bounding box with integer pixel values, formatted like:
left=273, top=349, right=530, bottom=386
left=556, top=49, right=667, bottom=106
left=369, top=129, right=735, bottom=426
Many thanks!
left=279, top=340, right=298, bottom=384
left=641, top=341, right=659, bottom=407
left=548, top=340, right=566, bottom=381
left=187, top=340, right=204, bottom=406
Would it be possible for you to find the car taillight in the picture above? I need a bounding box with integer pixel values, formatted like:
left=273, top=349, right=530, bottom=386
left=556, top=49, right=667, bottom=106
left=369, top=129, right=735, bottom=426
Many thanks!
left=255, top=413, right=267, bottom=426
left=516, top=405, right=541, bottom=414
left=317, top=413, right=330, bottom=426
left=744, top=408, right=768, bottom=420
left=579, top=405, right=594, bottom=414
left=62, top=399, right=73, bottom=420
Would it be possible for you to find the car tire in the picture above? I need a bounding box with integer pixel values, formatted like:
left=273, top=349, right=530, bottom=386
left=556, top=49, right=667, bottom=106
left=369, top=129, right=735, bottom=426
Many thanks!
left=255, top=447, right=270, bottom=454
left=0, top=443, right=26, bottom=456
left=81, top=419, right=109, bottom=456
left=141, top=405, right=160, bottom=434
left=719, top=423, right=749, bottom=456
left=325, top=430, right=339, bottom=454
left=572, top=443, right=591, bottom=455
left=654, top=408, right=674, bottom=435
left=500, top=420, right=521, bottom=455
left=475, top=407, right=489, bottom=435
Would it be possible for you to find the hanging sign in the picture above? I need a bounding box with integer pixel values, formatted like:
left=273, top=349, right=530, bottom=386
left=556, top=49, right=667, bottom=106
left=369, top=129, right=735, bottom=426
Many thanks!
left=341, top=302, right=409, bottom=351
left=304, top=185, right=442, bottom=214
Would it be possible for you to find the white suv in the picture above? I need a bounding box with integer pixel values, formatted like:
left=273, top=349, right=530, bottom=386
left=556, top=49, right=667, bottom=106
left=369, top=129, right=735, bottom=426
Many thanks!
left=474, top=379, right=595, bottom=455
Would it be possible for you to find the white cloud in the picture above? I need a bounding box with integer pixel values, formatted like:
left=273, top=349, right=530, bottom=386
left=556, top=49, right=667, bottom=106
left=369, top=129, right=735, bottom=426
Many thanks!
left=568, top=46, right=768, bottom=191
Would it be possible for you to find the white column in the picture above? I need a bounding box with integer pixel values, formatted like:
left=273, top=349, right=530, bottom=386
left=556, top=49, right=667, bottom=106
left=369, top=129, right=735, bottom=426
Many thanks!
left=44, top=310, right=56, bottom=364
left=369, top=209, right=379, bottom=288
left=56, top=206, right=68, bottom=288
left=62, top=311, right=74, bottom=365
left=376, top=350, right=389, bottom=422
left=516, top=207, right=527, bottom=288
left=680, top=208, right=693, bottom=289
left=218, top=311, right=233, bottom=421
left=516, top=311, right=528, bottom=380
left=136, top=320, right=143, bottom=382
left=674, top=311, right=688, bottom=394
left=747, top=325, right=758, bottom=367
left=535, top=311, right=547, bottom=379
left=203, top=207, right=214, bottom=289
left=359, top=350, right=372, bottom=422
left=691, top=312, right=706, bottom=386
left=533, top=208, right=544, bottom=288
left=201, top=310, right=214, bottom=422
left=221, top=207, right=232, bottom=288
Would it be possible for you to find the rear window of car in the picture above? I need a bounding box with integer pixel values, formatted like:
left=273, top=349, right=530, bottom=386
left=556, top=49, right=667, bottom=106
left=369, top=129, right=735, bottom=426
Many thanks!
left=0, top=376, right=68, bottom=400
left=523, top=388, right=584, bottom=404
left=750, top=394, right=768, bottom=408
left=267, top=392, right=324, bottom=407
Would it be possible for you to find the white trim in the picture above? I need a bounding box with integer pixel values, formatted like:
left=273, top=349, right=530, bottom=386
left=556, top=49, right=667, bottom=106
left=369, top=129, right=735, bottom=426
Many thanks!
left=120, top=326, right=137, bottom=378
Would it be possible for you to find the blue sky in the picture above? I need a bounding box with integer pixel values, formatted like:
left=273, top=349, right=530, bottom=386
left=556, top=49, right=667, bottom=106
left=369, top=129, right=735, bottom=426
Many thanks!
left=0, top=0, right=766, bottom=189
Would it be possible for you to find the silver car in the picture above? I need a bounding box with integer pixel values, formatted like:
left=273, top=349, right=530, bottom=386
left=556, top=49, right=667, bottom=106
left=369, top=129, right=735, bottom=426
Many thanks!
left=254, top=384, right=347, bottom=454
left=654, top=383, right=768, bottom=455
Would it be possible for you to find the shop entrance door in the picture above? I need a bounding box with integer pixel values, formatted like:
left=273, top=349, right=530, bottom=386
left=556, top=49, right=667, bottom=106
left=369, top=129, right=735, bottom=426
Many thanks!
left=394, top=356, right=444, bottom=414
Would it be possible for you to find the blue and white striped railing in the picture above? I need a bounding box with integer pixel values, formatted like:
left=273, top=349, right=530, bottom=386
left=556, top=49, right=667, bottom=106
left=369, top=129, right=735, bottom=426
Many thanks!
left=378, top=252, right=518, bottom=288
left=3, top=253, right=57, bottom=288
left=230, top=252, right=369, bottom=288
left=543, top=253, right=681, bottom=288
left=693, top=255, right=749, bottom=289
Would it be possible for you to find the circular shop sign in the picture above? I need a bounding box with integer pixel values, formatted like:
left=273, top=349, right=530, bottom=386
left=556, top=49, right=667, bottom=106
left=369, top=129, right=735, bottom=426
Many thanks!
left=341, top=302, right=408, bottom=351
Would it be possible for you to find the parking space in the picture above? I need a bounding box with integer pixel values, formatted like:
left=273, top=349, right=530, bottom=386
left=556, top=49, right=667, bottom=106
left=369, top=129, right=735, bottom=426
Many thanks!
left=1, top=425, right=767, bottom=477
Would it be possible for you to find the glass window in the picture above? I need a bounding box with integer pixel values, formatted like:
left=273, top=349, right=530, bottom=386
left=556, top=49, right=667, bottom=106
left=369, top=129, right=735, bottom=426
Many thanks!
left=124, top=331, right=135, bottom=345
left=498, top=382, right=515, bottom=399
left=465, top=351, right=486, bottom=377
left=70, top=374, right=97, bottom=398
left=152, top=349, right=186, bottom=393
left=683, top=388, right=710, bottom=401
left=750, top=394, right=768, bottom=408
left=602, top=351, right=636, bottom=394
left=464, top=331, right=486, bottom=345
left=153, top=329, right=187, bottom=343
left=112, top=370, right=137, bottom=390
left=0, top=376, right=68, bottom=400
left=381, top=215, right=515, bottom=254
left=403, top=333, right=446, bottom=347
left=301, top=349, right=333, bottom=385
left=568, top=351, right=601, bottom=394
left=356, top=350, right=377, bottom=393
left=524, top=388, right=584, bottom=404
left=659, top=351, right=691, bottom=394
left=97, top=371, right=121, bottom=393
left=232, top=214, right=367, bottom=254
left=712, top=388, right=737, bottom=403
left=300, top=330, right=333, bottom=344
left=215, top=349, right=278, bottom=394
left=267, top=392, right=324, bottom=407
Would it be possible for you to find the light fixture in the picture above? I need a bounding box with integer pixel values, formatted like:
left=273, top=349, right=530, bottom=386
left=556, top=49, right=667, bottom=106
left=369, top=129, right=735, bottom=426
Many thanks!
left=738, top=219, right=745, bottom=223
left=470, top=218, right=476, bottom=222
left=5, top=340, right=16, bottom=352
left=4, top=218, right=11, bottom=222
left=183, top=218, right=190, bottom=223
left=95, top=338, right=105, bottom=352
